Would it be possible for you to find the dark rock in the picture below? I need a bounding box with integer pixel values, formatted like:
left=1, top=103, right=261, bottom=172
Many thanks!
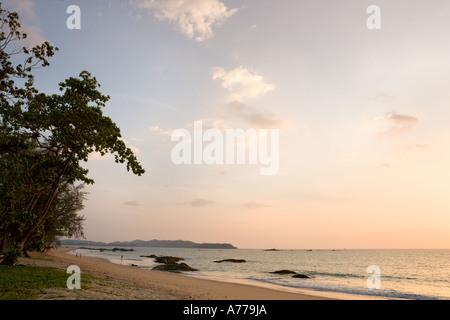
left=292, top=274, right=310, bottom=279
left=112, top=248, right=134, bottom=252
left=270, top=270, right=310, bottom=278
left=152, top=263, right=198, bottom=273
left=130, top=264, right=138, bottom=267
left=140, top=254, right=157, bottom=258
left=154, top=256, right=184, bottom=264
left=214, top=259, right=246, bottom=263
left=270, top=270, right=298, bottom=275
left=79, top=247, right=134, bottom=252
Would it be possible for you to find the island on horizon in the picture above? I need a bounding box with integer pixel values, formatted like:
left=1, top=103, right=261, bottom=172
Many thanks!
left=59, top=239, right=237, bottom=250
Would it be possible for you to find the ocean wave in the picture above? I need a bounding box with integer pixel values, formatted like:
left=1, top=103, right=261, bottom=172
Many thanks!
left=304, top=271, right=365, bottom=279
left=304, top=271, right=420, bottom=282
left=247, top=277, right=444, bottom=300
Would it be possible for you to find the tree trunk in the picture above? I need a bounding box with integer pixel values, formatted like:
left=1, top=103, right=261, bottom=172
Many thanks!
left=0, top=231, right=5, bottom=251
left=0, top=251, right=18, bottom=266
left=17, top=148, right=77, bottom=254
left=22, top=248, right=30, bottom=258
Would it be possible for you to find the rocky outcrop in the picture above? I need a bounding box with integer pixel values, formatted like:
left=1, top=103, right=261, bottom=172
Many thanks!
left=270, top=270, right=310, bottom=279
left=153, top=256, right=184, bottom=264
left=79, top=247, right=134, bottom=252
left=152, top=263, right=198, bottom=273
left=270, top=270, right=297, bottom=275
left=292, top=274, right=310, bottom=279
left=150, top=255, right=198, bottom=273
left=213, top=259, right=246, bottom=263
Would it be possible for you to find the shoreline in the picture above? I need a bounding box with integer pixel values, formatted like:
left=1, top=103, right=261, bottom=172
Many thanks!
left=20, top=247, right=388, bottom=300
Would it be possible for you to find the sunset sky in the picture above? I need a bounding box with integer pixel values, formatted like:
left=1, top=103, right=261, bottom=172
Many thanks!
left=5, top=0, right=450, bottom=249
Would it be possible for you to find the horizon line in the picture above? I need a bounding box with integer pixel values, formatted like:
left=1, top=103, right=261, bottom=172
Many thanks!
left=60, top=239, right=449, bottom=251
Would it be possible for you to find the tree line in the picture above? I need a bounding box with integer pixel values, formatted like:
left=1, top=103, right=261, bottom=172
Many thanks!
left=0, top=3, right=145, bottom=265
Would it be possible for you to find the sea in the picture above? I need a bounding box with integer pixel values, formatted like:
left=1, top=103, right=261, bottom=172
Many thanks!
left=67, top=247, right=450, bottom=300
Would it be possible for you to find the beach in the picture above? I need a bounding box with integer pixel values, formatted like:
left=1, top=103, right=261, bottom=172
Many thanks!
left=18, top=247, right=381, bottom=300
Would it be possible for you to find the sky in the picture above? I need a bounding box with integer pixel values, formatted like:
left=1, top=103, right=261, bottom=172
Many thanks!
left=4, top=0, right=450, bottom=249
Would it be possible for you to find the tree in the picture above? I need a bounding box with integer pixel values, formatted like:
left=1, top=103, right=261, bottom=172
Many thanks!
left=1, top=71, right=146, bottom=265
left=0, top=2, right=57, bottom=119
left=0, top=3, right=59, bottom=264
left=26, top=183, right=87, bottom=253
left=0, top=3, right=145, bottom=265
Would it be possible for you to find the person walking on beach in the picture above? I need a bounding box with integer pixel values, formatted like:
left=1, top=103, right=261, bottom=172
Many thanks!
left=121, top=255, right=123, bottom=264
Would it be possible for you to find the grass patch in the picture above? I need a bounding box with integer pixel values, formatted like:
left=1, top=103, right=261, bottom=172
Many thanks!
left=0, top=265, right=81, bottom=300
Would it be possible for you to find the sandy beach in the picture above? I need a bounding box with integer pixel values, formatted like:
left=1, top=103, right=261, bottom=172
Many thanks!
left=16, top=247, right=388, bottom=300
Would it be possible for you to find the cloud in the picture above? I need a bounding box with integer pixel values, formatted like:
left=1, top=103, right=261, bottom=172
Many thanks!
left=213, top=66, right=275, bottom=102
left=374, top=112, right=419, bottom=138
left=212, top=67, right=286, bottom=128
left=243, top=202, right=271, bottom=210
left=3, top=0, right=46, bottom=46
left=132, top=0, right=238, bottom=42
left=223, top=102, right=287, bottom=129
left=405, top=143, right=429, bottom=151
left=88, top=152, right=113, bottom=161
left=129, top=146, right=141, bottom=154
left=4, top=0, right=36, bottom=21
left=150, top=125, right=175, bottom=137
left=184, top=199, right=214, bottom=207
left=123, top=201, right=141, bottom=207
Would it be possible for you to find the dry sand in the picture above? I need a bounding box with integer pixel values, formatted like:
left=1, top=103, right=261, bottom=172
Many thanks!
left=18, top=247, right=381, bottom=300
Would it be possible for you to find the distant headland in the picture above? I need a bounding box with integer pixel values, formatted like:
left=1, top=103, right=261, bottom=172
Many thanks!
left=60, top=239, right=237, bottom=250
